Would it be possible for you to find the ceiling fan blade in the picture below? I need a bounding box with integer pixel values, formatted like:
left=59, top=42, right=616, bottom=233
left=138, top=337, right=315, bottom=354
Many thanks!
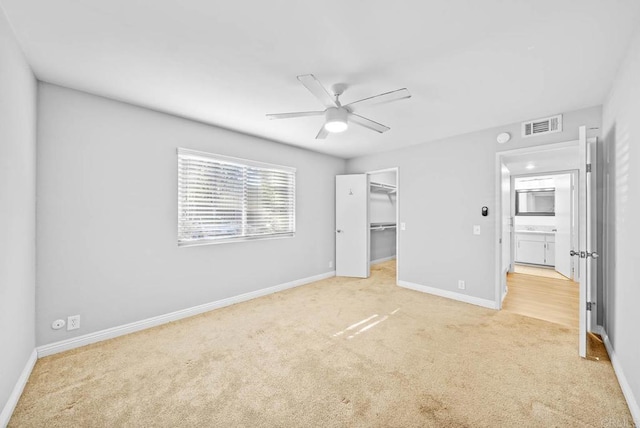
left=297, top=74, right=337, bottom=108
left=266, top=111, right=325, bottom=120
left=344, top=88, right=411, bottom=111
left=315, top=125, right=329, bottom=139
left=349, top=113, right=390, bottom=133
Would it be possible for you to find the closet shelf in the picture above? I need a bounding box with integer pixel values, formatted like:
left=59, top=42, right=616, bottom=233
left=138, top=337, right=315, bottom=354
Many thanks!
left=370, top=222, right=397, bottom=231
left=370, top=181, right=397, bottom=194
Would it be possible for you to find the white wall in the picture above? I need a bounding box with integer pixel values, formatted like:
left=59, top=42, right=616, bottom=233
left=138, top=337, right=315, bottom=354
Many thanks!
left=0, top=7, right=37, bottom=417
left=602, top=26, right=640, bottom=421
left=36, top=83, right=346, bottom=346
left=347, top=106, right=601, bottom=303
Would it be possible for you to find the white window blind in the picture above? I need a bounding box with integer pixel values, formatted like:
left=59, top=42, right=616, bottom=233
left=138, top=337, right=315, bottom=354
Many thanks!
left=178, top=148, right=295, bottom=246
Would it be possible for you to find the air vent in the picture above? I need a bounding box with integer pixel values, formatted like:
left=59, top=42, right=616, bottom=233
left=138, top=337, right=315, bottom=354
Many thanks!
left=521, top=114, right=562, bottom=138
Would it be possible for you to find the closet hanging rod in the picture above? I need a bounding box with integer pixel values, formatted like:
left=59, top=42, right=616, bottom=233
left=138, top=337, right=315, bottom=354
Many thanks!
left=370, top=181, right=397, bottom=194
left=370, top=222, right=397, bottom=231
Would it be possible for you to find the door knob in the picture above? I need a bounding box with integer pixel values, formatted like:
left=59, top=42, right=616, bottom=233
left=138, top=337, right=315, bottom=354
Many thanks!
left=570, top=250, right=579, bottom=257
left=587, top=251, right=599, bottom=259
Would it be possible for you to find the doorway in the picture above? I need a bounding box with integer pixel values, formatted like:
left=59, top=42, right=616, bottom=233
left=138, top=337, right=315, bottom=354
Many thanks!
left=495, top=128, right=599, bottom=358
left=335, top=168, right=399, bottom=281
left=368, top=169, right=398, bottom=281
left=511, top=172, right=578, bottom=281
left=503, top=171, right=580, bottom=328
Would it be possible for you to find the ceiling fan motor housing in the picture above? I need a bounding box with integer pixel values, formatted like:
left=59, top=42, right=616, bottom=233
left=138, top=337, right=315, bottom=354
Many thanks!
left=325, top=107, right=349, bottom=133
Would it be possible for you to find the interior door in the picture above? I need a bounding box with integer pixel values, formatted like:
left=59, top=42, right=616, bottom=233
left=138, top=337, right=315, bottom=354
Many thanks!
left=554, top=174, right=572, bottom=278
left=335, top=174, right=369, bottom=278
left=576, top=125, right=592, bottom=358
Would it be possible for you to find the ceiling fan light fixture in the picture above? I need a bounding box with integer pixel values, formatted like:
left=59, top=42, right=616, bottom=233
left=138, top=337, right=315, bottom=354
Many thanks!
left=324, top=107, right=348, bottom=133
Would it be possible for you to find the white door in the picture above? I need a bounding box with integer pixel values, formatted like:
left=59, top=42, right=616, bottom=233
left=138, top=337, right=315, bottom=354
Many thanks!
left=336, top=174, right=369, bottom=278
left=554, top=174, right=572, bottom=278
left=575, top=125, right=596, bottom=358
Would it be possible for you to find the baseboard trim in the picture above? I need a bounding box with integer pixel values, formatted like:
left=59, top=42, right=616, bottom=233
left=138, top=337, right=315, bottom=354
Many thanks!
left=398, top=280, right=498, bottom=310
left=0, top=349, right=37, bottom=427
left=37, top=271, right=335, bottom=358
left=592, top=325, right=605, bottom=337
left=371, top=256, right=396, bottom=265
left=600, top=329, right=640, bottom=425
left=501, top=268, right=509, bottom=305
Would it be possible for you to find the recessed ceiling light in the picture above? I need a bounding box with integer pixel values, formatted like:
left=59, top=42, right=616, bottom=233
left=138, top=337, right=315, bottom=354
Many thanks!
left=526, top=163, right=535, bottom=170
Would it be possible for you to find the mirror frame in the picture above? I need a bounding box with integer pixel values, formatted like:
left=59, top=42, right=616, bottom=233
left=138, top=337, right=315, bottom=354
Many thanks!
left=515, top=188, right=555, bottom=216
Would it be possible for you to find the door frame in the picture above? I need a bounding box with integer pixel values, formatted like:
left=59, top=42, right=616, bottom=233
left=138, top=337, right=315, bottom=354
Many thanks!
left=366, top=167, right=399, bottom=285
left=494, top=137, right=599, bottom=357
left=494, top=140, right=580, bottom=309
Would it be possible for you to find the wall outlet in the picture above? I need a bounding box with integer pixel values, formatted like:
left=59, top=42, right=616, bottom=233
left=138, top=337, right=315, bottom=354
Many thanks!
left=52, top=319, right=65, bottom=330
left=67, top=314, right=80, bottom=331
left=458, top=280, right=466, bottom=290
left=400, top=222, right=406, bottom=231
left=329, top=261, right=333, bottom=268
left=473, top=225, right=481, bottom=235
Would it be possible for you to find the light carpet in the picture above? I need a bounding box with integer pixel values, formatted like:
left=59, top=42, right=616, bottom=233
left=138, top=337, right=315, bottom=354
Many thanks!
left=10, top=261, right=632, bottom=427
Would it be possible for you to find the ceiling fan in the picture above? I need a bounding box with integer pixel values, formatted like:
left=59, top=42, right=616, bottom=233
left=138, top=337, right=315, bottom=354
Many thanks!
left=266, top=74, right=411, bottom=139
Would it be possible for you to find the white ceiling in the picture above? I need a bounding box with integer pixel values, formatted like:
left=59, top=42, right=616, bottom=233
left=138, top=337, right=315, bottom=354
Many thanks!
left=2, top=1, right=639, bottom=159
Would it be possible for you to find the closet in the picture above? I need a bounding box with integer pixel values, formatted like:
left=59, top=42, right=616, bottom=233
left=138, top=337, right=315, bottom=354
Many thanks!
left=369, top=171, right=397, bottom=264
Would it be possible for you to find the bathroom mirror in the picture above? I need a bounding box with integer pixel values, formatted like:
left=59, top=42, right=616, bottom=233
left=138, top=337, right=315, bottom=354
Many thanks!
left=515, top=189, right=555, bottom=216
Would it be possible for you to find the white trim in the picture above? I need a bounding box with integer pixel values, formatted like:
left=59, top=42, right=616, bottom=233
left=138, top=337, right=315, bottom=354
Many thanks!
left=0, top=349, right=37, bottom=427
left=398, top=280, right=498, bottom=310
left=592, top=325, right=605, bottom=337
left=37, top=271, right=335, bottom=358
left=371, top=256, right=396, bottom=265
left=501, top=267, right=509, bottom=304
left=601, top=329, right=640, bottom=425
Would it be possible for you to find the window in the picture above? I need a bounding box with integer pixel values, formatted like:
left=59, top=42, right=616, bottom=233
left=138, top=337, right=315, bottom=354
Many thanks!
left=177, top=148, right=295, bottom=246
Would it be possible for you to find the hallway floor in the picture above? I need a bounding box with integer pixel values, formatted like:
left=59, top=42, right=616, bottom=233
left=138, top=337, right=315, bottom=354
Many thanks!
left=503, top=271, right=579, bottom=329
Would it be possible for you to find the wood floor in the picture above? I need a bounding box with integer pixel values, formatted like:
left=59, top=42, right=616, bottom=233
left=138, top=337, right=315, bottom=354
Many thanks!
left=503, top=271, right=579, bottom=329
left=513, top=263, right=570, bottom=280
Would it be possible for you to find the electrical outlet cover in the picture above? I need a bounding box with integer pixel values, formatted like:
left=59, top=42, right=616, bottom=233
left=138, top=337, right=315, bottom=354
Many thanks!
left=67, top=314, right=80, bottom=331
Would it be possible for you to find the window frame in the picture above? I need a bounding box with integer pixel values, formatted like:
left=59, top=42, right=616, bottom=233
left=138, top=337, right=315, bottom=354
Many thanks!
left=177, top=148, right=296, bottom=247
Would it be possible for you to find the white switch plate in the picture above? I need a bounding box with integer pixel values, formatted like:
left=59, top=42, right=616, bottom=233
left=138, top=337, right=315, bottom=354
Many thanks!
left=473, top=225, right=481, bottom=235
left=400, top=222, right=406, bottom=231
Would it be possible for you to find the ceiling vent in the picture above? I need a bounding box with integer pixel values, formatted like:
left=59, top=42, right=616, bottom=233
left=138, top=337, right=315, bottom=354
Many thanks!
left=521, top=114, right=563, bottom=138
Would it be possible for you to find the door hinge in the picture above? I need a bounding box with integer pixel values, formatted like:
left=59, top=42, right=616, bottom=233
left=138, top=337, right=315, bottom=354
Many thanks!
left=586, top=163, right=592, bottom=173
left=587, top=301, right=596, bottom=311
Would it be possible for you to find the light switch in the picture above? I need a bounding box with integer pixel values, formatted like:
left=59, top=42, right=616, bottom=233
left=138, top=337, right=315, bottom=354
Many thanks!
left=473, top=225, right=481, bottom=235
left=400, top=222, right=406, bottom=231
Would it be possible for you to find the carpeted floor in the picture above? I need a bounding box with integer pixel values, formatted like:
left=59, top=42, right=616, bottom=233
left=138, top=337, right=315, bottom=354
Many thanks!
left=11, top=261, right=632, bottom=427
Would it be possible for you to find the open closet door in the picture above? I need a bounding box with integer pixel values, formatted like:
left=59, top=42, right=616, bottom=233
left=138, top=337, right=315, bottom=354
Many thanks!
left=335, top=174, right=369, bottom=278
